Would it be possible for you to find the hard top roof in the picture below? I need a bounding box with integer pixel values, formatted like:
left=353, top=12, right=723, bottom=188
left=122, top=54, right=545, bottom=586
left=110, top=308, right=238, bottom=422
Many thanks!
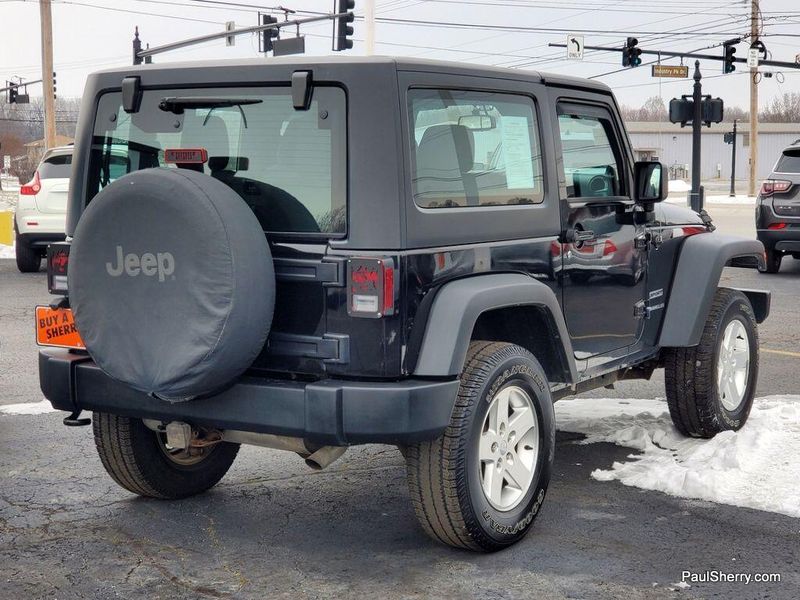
left=93, top=55, right=612, bottom=94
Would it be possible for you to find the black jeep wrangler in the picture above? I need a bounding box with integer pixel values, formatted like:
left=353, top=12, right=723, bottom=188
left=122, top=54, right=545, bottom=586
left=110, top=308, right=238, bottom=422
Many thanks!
left=39, top=56, right=770, bottom=552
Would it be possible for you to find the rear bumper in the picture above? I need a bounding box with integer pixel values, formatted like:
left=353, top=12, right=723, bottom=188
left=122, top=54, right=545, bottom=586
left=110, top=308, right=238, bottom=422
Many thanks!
left=14, top=211, right=66, bottom=242
left=39, top=348, right=459, bottom=446
left=757, top=228, right=800, bottom=252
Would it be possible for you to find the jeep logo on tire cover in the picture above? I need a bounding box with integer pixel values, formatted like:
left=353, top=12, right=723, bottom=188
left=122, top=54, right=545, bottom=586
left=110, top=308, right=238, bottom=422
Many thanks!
left=106, top=245, right=175, bottom=282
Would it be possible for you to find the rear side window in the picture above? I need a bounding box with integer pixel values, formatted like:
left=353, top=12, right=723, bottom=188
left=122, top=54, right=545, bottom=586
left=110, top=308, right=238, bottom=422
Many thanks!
left=775, top=149, right=800, bottom=173
left=408, top=89, right=544, bottom=209
left=39, top=153, right=72, bottom=179
left=88, top=86, right=347, bottom=236
left=557, top=105, right=624, bottom=199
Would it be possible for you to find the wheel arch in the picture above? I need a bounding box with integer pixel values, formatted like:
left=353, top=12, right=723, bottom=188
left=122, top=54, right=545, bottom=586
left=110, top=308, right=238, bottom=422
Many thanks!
left=659, top=232, right=770, bottom=347
left=412, top=274, right=578, bottom=384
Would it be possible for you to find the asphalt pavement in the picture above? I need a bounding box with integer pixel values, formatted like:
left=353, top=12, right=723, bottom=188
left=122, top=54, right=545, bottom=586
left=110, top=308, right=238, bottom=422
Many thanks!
left=1, top=206, right=799, bottom=599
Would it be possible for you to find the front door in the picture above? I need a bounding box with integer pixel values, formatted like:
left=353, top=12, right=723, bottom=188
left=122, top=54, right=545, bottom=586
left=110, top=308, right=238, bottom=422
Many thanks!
left=556, top=101, right=647, bottom=360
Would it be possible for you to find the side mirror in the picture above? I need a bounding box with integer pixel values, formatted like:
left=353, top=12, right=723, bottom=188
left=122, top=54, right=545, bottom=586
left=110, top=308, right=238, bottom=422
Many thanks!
left=634, top=161, right=668, bottom=203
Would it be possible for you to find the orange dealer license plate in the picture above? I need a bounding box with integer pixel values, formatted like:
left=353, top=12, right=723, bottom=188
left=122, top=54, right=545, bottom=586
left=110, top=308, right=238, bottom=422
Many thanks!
left=35, top=306, right=85, bottom=349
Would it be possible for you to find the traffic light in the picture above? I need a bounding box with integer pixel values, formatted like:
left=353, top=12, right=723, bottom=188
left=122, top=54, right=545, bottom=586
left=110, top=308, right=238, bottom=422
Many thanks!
left=622, top=37, right=642, bottom=67
left=52, top=71, right=57, bottom=100
left=333, top=0, right=355, bottom=52
left=7, top=83, right=18, bottom=104
left=722, top=42, right=737, bottom=74
left=260, top=14, right=279, bottom=54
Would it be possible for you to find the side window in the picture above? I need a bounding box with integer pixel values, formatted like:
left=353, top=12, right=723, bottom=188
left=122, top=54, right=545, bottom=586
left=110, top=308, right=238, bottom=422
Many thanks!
left=557, top=106, right=624, bottom=199
left=409, top=89, right=544, bottom=209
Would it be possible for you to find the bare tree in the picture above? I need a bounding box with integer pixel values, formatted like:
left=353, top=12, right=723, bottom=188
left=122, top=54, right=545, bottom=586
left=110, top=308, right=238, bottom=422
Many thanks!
left=760, top=92, right=800, bottom=123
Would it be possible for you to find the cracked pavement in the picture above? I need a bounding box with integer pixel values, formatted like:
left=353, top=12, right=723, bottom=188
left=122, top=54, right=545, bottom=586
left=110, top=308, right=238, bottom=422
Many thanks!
left=1, top=251, right=799, bottom=599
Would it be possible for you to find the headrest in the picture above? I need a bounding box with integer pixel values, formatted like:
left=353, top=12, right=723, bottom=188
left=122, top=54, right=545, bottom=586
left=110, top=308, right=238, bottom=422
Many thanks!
left=417, top=124, right=474, bottom=175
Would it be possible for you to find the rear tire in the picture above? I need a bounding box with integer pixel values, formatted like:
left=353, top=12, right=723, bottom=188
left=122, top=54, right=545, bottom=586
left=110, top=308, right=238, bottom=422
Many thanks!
left=15, top=232, right=41, bottom=273
left=405, top=342, right=554, bottom=552
left=759, top=248, right=782, bottom=273
left=664, top=288, right=758, bottom=438
left=92, top=412, right=239, bottom=499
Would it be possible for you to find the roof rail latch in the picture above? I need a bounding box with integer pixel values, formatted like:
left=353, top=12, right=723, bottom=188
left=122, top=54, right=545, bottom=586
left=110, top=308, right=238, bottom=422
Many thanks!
left=291, top=70, right=313, bottom=111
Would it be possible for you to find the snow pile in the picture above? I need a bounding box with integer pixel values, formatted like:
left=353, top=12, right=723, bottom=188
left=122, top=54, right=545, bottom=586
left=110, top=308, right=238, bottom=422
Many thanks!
left=668, top=180, right=691, bottom=193
left=0, top=243, right=14, bottom=259
left=556, top=396, right=800, bottom=518
left=0, top=399, right=57, bottom=415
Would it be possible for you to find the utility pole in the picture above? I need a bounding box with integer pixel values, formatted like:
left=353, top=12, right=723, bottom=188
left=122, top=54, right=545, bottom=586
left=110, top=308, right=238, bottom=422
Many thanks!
left=749, top=0, right=759, bottom=197
left=730, top=119, right=737, bottom=197
left=364, top=0, right=375, bottom=55
left=690, top=61, right=703, bottom=212
left=39, top=0, right=57, bottom=150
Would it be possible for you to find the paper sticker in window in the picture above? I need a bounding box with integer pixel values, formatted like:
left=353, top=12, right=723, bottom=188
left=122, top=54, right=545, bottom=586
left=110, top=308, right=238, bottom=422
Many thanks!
left=500, top=116, right=535, bottom=190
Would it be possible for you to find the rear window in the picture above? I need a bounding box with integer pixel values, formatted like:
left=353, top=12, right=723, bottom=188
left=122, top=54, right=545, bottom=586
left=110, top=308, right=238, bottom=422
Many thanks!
left=88, top=86, right=347, bottom=235
left=775, top=149, right=800, bottom=173
left=39, top=153, right=72, bottom=179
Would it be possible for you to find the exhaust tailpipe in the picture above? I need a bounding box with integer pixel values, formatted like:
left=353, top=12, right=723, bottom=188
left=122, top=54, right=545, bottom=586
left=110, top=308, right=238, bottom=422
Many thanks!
left=305, top=445, right=347, bottom=470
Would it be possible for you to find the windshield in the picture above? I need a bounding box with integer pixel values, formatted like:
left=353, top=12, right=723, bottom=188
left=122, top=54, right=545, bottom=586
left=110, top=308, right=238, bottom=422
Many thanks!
left=88, top=86, right=347, bottom=235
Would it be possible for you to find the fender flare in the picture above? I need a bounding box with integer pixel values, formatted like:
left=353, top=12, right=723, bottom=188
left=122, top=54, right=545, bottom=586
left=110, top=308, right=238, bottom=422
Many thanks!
left=413, top=273, right=578, bottom=382
left=659, top=232, right=769, bottom=347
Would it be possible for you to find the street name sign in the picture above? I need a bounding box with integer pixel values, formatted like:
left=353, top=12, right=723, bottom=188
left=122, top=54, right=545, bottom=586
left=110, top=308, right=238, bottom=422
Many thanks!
left=652, top=65, right=689, bottom=78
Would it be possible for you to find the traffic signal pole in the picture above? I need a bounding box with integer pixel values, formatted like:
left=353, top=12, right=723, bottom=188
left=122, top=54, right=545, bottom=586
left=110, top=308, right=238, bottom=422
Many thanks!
left=730, top=120, right=737, bottom=198
left=690, top=61, right=703, bottom=212
left=39, top=0, right=56, bottom=150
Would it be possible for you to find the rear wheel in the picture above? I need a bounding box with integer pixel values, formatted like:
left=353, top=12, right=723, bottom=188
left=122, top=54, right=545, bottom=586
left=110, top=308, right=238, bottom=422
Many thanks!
left=15, top=232, right=41, bottom=273
left=92, top=412, right=239, bottom=499
left=664, top=288, right=758, bottom=438
left=760, top=248, right=782, bottom=273
left=405, top=342, right=554, bottom=552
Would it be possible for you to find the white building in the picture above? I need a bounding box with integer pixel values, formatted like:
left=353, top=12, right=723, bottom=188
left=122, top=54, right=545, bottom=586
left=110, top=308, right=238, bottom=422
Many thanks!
left=626, top=122, right=800, bottom=181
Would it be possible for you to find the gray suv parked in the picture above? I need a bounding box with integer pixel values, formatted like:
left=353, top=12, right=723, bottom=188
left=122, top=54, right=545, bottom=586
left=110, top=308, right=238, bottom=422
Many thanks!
left=756, top=143, right=800, bottom=273
left=39, top=57, right=769, bottom=552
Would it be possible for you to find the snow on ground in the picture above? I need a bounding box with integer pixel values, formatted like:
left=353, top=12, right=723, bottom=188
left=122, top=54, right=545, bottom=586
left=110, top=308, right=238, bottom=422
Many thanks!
left=666, top=193, right=755, bottom=206
left=0, top=399, right=57, bottom=415
left=556, top=395, right=800, bottom=519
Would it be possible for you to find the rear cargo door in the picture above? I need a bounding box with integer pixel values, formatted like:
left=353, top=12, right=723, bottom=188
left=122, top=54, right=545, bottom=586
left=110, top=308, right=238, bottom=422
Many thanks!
left=35, top=153, right=71, bottom=214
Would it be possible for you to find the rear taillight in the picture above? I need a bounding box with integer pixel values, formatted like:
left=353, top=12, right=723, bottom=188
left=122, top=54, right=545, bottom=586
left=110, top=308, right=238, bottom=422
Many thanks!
left=681, top=226, right=706, bottom=236
left=768, top=222, right=788, bottom=230
left=602, top=239, right=617, bottom=256
left=20, top=171, right=41, bottom=195
left=347, top=257, right=396, bottom=318
left=760, top=179, right=792, bottom=196
left=47, top=242, right=70, bottom=294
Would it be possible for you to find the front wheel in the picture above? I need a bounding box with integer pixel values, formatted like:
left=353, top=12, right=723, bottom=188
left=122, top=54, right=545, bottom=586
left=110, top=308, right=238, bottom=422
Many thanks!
left=664, top=288, right=759, bottom=438
left=405, top=342, right=555, bottom=552
left=92, top=413, right=239, bottom=499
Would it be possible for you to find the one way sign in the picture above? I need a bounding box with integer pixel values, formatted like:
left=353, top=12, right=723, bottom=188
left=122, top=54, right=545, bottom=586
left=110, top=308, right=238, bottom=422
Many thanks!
left=567, top=35, right=584, bottom=60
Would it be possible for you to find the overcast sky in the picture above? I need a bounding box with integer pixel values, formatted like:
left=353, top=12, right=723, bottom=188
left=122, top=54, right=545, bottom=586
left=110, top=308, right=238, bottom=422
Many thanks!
left=1, top=0, right=799, bottom=109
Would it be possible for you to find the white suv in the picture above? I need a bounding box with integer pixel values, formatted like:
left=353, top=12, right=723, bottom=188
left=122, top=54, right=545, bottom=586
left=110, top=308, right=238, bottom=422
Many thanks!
left=15, top=146, right=71, bottom=272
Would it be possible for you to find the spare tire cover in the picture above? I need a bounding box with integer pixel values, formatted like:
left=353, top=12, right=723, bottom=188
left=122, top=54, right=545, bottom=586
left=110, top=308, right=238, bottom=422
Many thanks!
left=69, top=168, right=274, bottom=401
